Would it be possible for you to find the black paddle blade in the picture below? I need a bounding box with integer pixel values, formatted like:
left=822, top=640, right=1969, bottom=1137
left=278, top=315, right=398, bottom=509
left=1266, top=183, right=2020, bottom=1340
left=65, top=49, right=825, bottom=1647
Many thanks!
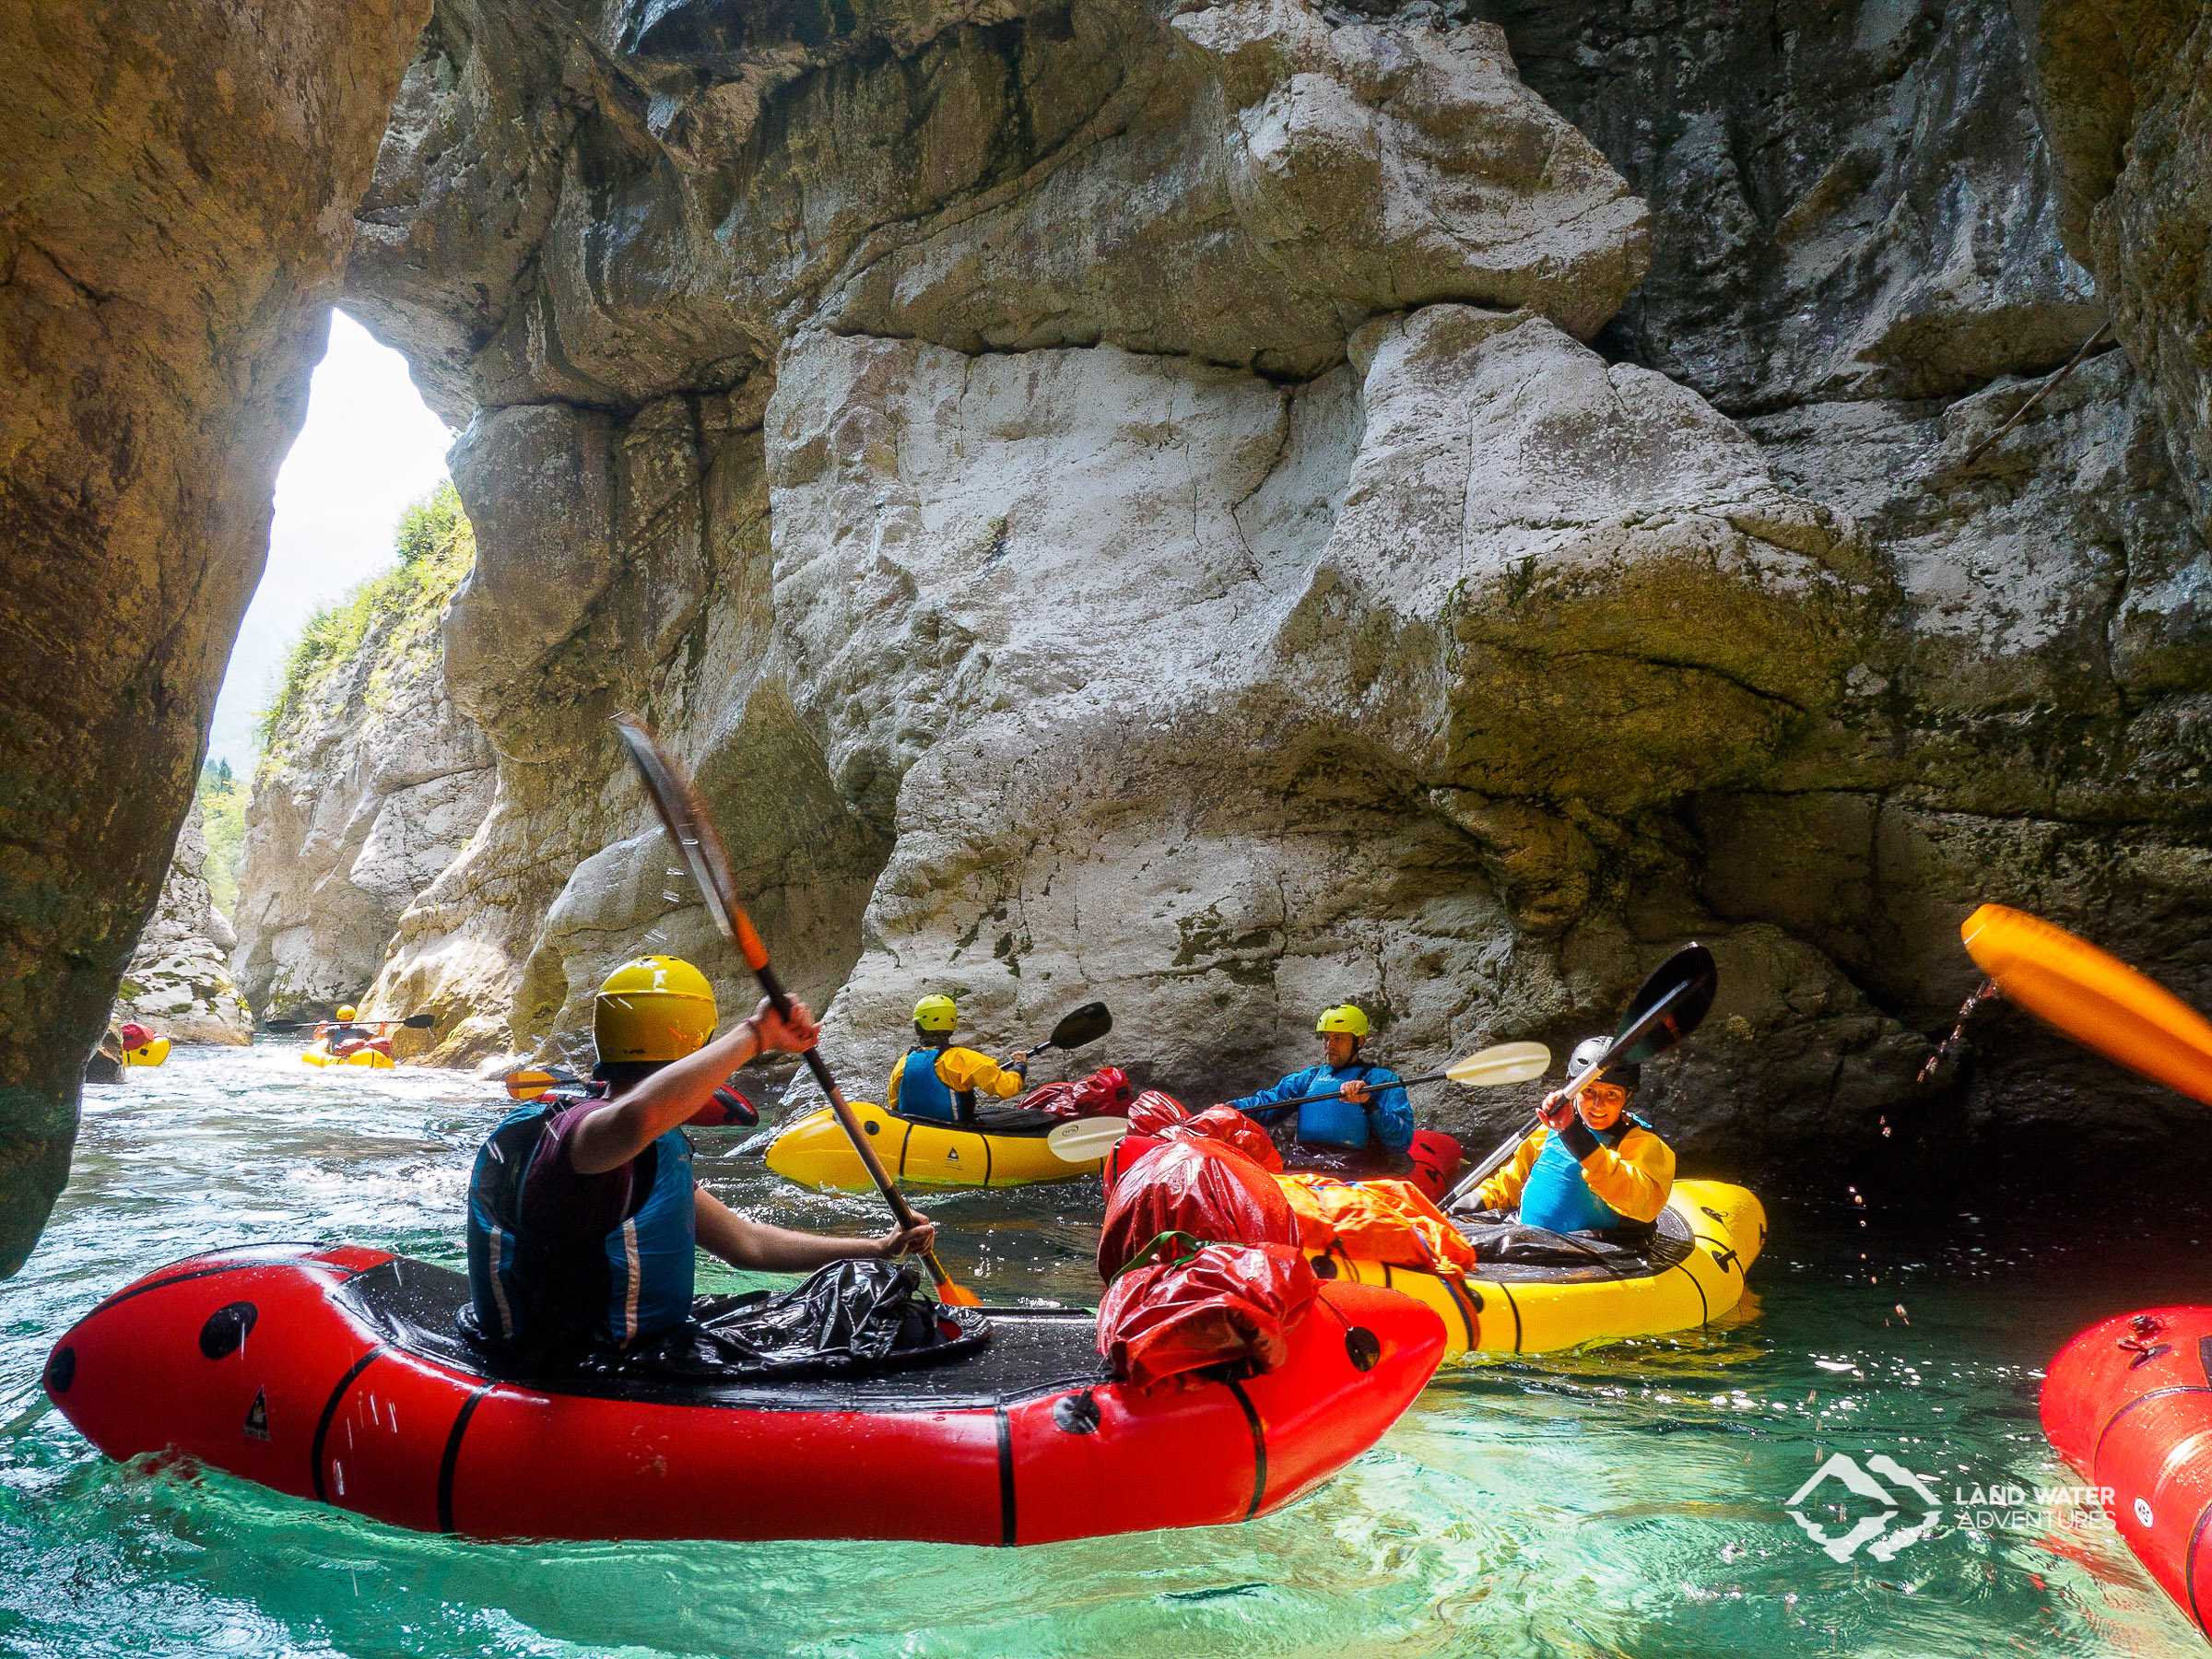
left=1044, top=1002, right=1112, bottom=1053
left=1610, top=942, right=1718, bottom=1065
left=611, top=713, right=748, bottom=959
left=403, top=1013, right=437, bottom=1029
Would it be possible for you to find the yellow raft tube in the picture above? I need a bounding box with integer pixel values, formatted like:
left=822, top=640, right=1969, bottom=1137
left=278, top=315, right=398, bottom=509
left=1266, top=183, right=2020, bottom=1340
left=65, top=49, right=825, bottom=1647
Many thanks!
left=301, top=1044, right=394, bottom=1069
left=765, top=1100, right=1100, bottom=1190
left=1311, top=1179, right=1766, bottom=1359
left=122, top=1037, right=171, bottom=1067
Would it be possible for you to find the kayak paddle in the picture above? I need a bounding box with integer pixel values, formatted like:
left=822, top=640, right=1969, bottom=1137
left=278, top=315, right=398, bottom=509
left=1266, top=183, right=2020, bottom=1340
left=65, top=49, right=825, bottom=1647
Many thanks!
left=504, top=1066, right=580, bottom=1100
left=612, top=712, right=981, bottom=1307
left=1030, top=1001, right=1112, bottom=1057
left=1960, top=903, right=2212, bottom=1106
left=1444, top=943, right=1718, bottom=1209
left=1048, top=1115, right=1131, bottom=1162
left=262, top=1014, right=436, bottom=1032
left=1237, top=1040, right=1553, bottom=1114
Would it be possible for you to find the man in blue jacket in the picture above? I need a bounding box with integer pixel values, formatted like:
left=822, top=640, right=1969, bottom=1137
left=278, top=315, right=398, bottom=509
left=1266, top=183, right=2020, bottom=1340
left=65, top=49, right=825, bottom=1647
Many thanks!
left=1225, top=1006, right=1413, bottom=1170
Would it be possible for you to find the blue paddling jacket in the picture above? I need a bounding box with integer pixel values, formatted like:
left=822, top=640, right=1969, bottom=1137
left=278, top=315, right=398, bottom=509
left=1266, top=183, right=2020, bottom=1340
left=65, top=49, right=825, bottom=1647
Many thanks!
left=1228, top=1062, right=1414, bottom=1152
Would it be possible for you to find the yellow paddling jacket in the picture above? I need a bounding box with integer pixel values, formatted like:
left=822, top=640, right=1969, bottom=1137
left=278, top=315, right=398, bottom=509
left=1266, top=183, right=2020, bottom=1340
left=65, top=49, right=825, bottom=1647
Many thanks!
left=886, top=1044, right=1027, bottom=1123
left=1472, top=1116, right=1676, bottom=1227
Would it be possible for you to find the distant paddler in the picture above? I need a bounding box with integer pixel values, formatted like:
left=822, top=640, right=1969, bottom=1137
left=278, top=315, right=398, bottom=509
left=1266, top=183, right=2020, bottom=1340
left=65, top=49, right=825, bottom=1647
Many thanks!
left=888, top=994, right=1030, bottom=1124
left=1223, top=1005, right=1414, bottom=1176
left=313, top=1004, right=380, bottom=1058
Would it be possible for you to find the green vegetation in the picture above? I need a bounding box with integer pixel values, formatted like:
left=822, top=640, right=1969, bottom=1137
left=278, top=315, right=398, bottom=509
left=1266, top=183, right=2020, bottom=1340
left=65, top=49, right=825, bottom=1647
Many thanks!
left=198, top=759, right=248, bottom=916
left=256, top=481, right=476, bottom=747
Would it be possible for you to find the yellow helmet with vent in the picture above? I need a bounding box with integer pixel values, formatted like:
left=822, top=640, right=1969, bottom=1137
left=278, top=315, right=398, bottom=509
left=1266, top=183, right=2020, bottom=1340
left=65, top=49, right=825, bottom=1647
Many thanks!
left=1315, top=1005, right=1371, bottom=1038
left=335, top=1005, right=359, bottom=1021
left=594, top=957, right=717, bottom=1063
left=912, top=994, right=959, bottom=1033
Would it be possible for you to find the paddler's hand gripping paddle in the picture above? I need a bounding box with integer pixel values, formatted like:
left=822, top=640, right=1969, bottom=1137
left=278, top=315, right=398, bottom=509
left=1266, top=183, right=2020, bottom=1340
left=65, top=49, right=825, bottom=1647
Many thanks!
left=612, top=712, right=980, bottom=1306
left=1443, top=942, right=1718, bottom=1209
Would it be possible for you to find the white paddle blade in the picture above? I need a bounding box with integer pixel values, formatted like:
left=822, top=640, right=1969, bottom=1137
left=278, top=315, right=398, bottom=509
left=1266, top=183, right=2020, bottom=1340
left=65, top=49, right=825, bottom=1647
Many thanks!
left=1047, top=1116, right=1130, bottom=1163
left=1444, top=1041, right=1552, bottom=1088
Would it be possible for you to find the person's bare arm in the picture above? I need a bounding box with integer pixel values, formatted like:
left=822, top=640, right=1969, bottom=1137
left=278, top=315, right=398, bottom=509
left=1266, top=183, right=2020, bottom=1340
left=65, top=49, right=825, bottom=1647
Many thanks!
left=692, top=1187, right=936, bottom=1271
left=568, top=996, right=818, bottom=1176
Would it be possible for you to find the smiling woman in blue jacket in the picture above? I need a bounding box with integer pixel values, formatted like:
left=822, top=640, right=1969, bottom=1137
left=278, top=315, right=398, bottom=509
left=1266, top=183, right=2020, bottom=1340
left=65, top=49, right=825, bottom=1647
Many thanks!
left=1226, top=1006, right=1413, bottom=1161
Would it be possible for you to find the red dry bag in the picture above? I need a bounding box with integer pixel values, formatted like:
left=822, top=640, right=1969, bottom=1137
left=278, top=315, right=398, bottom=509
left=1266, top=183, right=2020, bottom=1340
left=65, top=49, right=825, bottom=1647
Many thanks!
left=1097, top=1240, right=1319, bottom=1390
left=1097, top=1139, right=1300, bottom=1279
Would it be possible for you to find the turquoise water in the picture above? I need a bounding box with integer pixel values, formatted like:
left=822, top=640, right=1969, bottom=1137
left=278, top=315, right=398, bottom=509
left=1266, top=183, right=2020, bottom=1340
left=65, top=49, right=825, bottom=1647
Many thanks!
left=3, top=1044, right=2206, bottom=1657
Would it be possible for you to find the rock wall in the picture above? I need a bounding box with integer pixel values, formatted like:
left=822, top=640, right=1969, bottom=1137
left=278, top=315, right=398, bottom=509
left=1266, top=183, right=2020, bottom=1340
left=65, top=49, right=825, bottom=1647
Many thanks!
left=235, top=505, right=496, bottom=1021
left=2022, top=0, right=2212, bottom=535
left=1475, top=0, right=2212, bottom=1174
left=0, top=0, right=431, bottom=1273
left=340, top=0, right=2212, bottom=1190
left=112, top=803, right=254, bottom=1046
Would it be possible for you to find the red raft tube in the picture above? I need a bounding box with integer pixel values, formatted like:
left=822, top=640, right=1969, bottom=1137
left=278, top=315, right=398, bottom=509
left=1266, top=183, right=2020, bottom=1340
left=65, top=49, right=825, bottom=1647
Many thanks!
left=2043, top=1306, right=2212, bottom=1630
left=44, top=1243, right=1445, bottom=1544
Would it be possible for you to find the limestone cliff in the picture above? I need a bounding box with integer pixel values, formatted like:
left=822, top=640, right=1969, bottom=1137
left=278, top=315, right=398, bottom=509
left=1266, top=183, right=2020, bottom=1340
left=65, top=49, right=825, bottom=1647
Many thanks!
left=235, top=486, right=496, bottom=1021
left=337, top=0, right=2212, bottom=1188
left=2022, top=0, right=2212, bottom=535
left=0, top=0, right=431, bottom=1273
left=111, top=803, right=254, bottom=1046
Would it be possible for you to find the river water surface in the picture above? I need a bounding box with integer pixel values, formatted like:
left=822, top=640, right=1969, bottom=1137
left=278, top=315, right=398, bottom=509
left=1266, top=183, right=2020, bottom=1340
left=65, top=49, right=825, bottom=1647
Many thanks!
left=4, top=1045, right=2206, bottom=1657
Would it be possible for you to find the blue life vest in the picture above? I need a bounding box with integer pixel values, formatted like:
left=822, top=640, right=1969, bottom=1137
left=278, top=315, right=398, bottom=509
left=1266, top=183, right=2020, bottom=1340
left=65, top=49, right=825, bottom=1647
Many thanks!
left=1231, top=1062, right=1412, bottom=1151
left=465, top=1100, right=552, bottom=1344
left=465, top=1097, right=697, bottom=1352
left=896, top=1046, right=965, bottom=1124
left=601, top=1125, right=697, bottom=1346
left=1520, top=1116, right=1646, bottom=1234
left=1297, top=1065, right=1378, bottom=1149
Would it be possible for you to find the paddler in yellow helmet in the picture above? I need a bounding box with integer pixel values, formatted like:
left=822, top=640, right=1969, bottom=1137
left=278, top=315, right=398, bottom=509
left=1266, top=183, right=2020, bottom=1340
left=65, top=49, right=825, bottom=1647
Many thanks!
left=1465, top=1036, right=1675, bottom=1238
left=888, top=994, right=1030, bottom=1124
left=463, top=957, right=935, bottom=1366
left=1225, top=1005, right=1414, bottom=1166
left=316, top=1004, right=372, bottom=1056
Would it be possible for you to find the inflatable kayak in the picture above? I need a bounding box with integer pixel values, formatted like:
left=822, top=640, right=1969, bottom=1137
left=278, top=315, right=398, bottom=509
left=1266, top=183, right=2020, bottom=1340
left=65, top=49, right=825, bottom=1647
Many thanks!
left=44, top=1242, right=1444, bottom=1544
left=1308, top=1179, right=1765, bottom=1359
left=766, top=1100, right=1100, bottom=1190
left=122, top=1036, right=171, bottom=1067
left=302, top=1043, right=393, bottom=1069
left=2043, top=1305, right=2212, bottom=1632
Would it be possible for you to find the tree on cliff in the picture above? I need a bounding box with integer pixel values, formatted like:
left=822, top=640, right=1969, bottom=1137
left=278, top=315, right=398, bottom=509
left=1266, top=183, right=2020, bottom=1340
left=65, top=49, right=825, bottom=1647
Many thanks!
left=257, top=481, right=474, bottom=745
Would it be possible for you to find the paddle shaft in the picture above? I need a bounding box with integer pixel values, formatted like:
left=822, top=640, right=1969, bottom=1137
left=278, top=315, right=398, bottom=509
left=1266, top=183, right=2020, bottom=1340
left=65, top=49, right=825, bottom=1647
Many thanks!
left=611, top=712, right=966, bottom=1300
left=754, top=963, right=929, bottom=1236
left=1249, top=1068, right=1443, bottom=1113
left=264, top=1015, right=431, bottom=1031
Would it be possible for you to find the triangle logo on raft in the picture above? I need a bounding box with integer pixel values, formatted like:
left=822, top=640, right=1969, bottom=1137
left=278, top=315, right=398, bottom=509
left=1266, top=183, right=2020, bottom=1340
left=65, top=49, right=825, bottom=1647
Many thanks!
left=242, top=1387, right=270, bottom=1441
left=1785, top=1453, right=1942, bottom=1562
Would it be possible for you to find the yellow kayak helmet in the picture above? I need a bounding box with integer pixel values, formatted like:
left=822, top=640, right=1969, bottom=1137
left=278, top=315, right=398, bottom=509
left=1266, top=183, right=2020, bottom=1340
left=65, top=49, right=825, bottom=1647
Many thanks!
left=1315, top=1004, right=1371, bottom=1038
left=912, top=994, right=959, bottom=1033
left=594, top=957, right=718, bottom=1063
left=335, top=1005, right=359, bottom=1021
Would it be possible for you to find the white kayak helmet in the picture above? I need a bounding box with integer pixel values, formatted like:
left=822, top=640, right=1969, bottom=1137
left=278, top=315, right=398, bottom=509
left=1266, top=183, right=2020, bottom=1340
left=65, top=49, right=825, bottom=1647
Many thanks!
left=1568, top=1035, right=1639, bottom=1092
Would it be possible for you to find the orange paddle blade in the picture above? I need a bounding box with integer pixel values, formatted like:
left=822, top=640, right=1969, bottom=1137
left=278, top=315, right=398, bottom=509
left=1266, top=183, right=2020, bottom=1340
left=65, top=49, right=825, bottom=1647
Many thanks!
left=934, top=1276, right=982, bottom=1308
left=504, top=1069, right=560, bottom=1101
left=1960, top=903, right=2212, bottom=1106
